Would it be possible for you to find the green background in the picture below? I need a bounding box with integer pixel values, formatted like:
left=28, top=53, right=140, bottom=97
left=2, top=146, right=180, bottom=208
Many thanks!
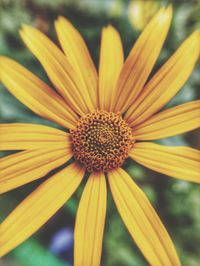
left=0, top=0, right=200, bottom=265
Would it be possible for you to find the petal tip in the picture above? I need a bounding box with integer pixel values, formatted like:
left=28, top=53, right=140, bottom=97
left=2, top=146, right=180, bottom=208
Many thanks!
left=192, top=29, right=200, bottom=41
left=56, top=15, right=65, bottom=24
left=20, top=24, right=31, bottom=32
left=19, top=24, right=33, bottom=38
left=56, top=16, right=72, bottom=27
left=158, top=5, right=173, bottom=23
left=102, top=24, right=118, bottom=36
left=189, top=29, right=200, bottom=55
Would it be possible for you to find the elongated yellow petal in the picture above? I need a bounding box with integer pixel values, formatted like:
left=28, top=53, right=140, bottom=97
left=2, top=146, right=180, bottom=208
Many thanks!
left=0, top=57, right=77, bottom=129
left=0, top=123, right=71, bottom=150
left=133, top=100, right=200, bottom=140
left=126, top=30, right=200, bottom=126
left=108, top=168, right=181, bottom=266
left=98, top=25, right=124, bottom=110
left=0, top=148, right=72, bottom=193
left=55, top=16, right=97, bottom=109
left=113, top=6, right=172, bottom=113
left=74, top=172, right=107, bottom=266
left=20, top=25, right=91, bottom=115
left=0, top=163, right=84, bottom=257
left=130, top=142, right=200, bottom=182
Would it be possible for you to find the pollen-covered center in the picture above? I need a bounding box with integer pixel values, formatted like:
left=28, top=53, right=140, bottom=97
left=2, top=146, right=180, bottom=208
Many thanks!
left=70, top=110, right=134, bottom=172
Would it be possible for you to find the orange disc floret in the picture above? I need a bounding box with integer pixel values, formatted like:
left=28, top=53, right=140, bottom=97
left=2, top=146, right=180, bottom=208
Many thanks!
left=70, top=110, right=134, bottom=172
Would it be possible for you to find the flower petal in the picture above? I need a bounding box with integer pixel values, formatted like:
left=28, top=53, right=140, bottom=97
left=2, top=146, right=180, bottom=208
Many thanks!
left=113, top=6, right=172, bottom=113
left=55, top=16, right=98, bottom=109
left=133, top=100, right=200, bottom=140
left=0, top=163, right=84, bottom=257
left=74, top=172, right=107, bottom=266
left=0, top=148, right=72, bottom=193
left=98, top=25, right=124, bottom=110
left=20, top=25, right=91, bottom=115
left=130, top=142, right=200, bottom=183
left=125, top=30, right=200, bottom=126
left=0, top=123, right=71, bottom=150
left=0, top=57, right=77, bottom=129
left=108, top=168, right=181, bottom=266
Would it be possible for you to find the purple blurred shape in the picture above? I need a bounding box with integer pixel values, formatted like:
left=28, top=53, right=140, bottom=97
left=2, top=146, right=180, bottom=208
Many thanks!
left=50, top=227, right=73, bottom=263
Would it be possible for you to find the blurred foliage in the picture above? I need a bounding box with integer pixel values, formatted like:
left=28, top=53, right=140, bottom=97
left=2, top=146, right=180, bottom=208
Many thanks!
left=0, top=0, right=200, bottom=266
left=4, top=239, right=67, bottom=266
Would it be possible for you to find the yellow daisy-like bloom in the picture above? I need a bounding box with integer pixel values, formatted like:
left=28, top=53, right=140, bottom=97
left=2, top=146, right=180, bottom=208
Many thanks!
left=0, top=6, right=200, bottom=266
left=128, top=0, right=160, bottom=31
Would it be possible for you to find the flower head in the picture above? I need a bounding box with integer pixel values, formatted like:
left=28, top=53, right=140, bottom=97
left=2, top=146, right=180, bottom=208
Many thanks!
left=0, top=6, right=200, bottom=266
left=70, top=110, right=134, bottom=172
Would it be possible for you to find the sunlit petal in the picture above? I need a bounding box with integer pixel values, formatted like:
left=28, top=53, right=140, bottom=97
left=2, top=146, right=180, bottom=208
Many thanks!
left=74, top=172, right=107, bottom=266
left=0, top=123, right=71, bottom=150
left=20, top=25, right=91, bottom=115
left=0, top=149, right=72, bottom=193
left=133, top=100, right=200, bottom=140
left=0, top=57, right=78, bottom=128
left=108, top=168, right=181, bottom=266
left=113, top=6, right=172, bottom=113
left=0, top=163, right=84, bottom=257
left=55, top=16, right=98, bottom=109
left=130, top=142, right=200, bottom=182
left=98, top=25, right=124, bottom=110
left=126, top=30, right=200, bottom=126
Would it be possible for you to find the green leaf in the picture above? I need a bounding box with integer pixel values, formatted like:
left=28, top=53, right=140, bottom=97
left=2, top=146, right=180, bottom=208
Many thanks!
left=12, top=239, right=68, bottom=266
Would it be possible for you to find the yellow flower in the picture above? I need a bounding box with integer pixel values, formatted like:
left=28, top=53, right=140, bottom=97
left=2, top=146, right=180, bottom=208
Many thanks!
left=0, top=6, right=200, bottom=266
left=128, top=0, right=160, bottom=30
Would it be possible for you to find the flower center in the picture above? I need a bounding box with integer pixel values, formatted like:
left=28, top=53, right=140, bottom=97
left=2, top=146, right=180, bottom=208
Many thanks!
left=70, top=110, right=134, bottom=172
